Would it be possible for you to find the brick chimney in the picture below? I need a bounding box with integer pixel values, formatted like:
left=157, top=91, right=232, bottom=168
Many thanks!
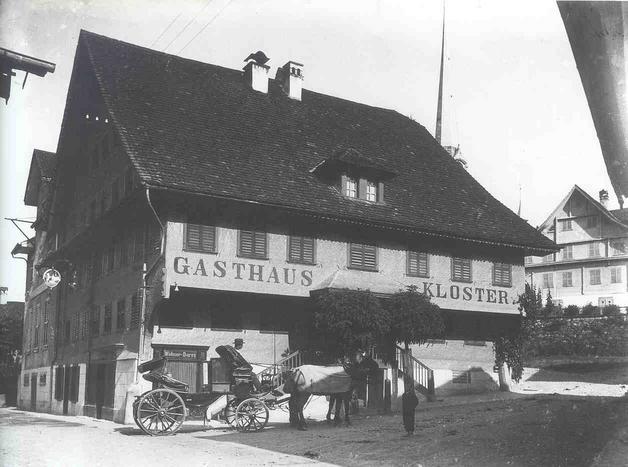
left=599, top=189, right=609, bottom=209
left=276, top=61, right=304, bottom=101
left=243, top=52, right=270, bottom=94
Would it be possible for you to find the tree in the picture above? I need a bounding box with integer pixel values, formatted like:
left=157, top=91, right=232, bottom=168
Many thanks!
left=544, top=290, right=557, bottom=317
left=386, top=285, right=444, bottom=352
left=493, top=285, right=542, bottom=385
left=310, top=289, right=390, bottom=359
left=518, top=283, right=543, bottom=320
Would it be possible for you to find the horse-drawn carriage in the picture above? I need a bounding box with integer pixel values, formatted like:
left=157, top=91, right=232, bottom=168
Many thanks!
left=132, top=345, right=286, bottom=436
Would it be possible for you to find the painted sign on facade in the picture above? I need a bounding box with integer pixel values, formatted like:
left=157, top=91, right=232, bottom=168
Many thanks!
left=164, top=222, right=523, bottom=314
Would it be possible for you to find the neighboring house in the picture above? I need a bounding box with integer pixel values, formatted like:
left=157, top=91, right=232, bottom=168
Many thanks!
left=16, top=149, right=59, bottom=412
left=525, top=185, right=628, bottom=312
left=24, top=31, right=555, bottom=421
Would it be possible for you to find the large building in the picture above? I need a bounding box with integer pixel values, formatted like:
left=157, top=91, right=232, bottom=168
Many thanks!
left=18, top=31, right=555, bottom=421
left=525, top=185, right=628, bottom=312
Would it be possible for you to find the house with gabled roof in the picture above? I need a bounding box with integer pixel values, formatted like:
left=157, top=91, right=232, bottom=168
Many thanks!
left=525, top=185, right=628, bottom=312
left=24, top=30, right=555, bottom=421
left=15, top=149, right=60, bottom=413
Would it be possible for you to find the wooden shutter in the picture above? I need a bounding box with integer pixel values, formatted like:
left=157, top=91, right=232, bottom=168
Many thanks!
left=130, top=292, right=141, bottom=329
left=185, top=224, right=215, bottom=252
left=349, top=243, right=377, bottom=270
left=407, top=251, right=429, bottom=277
left=117, top=298, right=126, bottom=331
left=288, top=236, right=315, bottom=264
left=134, top=227, right=145, bottom=263
left=492, top=263, right=511, bottom=287
left=239, top=231, right=267, bottom=258
left=54, top=366, right=64, bottom=401
left=452, top=257, right=472, bottom=282
left=69, top=366, right=80, bottom=403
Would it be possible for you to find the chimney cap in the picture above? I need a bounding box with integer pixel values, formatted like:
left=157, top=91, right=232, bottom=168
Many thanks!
left=244, top=51, right=270, bottom=65
left=599, top=189, right=609, bottom=199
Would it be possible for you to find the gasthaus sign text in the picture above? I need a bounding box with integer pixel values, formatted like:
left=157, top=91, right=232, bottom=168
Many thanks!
left=163, top=222, right=521, bottom=313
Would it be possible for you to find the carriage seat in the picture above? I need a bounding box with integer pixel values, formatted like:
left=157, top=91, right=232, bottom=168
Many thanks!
left=142, top=370, right=189, bottom=393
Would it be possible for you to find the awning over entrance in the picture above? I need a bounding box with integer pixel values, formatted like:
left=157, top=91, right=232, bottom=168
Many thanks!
left=310, top=270, right=407, bottom=296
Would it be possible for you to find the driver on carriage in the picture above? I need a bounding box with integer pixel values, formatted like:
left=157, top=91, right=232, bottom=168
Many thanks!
left=215, top=338, right=263, bottom=393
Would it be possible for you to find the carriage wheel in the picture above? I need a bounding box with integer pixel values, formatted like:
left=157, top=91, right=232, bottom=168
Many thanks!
left=235, top=398, right=269, bottom=432
left=223, top=398, right=238, bottom=426
left=135, top=389, right=186, bottom=436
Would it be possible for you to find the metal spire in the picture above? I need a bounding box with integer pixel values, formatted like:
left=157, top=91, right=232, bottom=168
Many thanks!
left=435, top=0, right=446, bottom=144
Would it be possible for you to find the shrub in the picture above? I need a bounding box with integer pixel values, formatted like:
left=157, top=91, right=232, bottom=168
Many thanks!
left=581, top=303, right=599, bottom=316
left=564, top=305, right=580, bottom=317
left=602, top=304, right=621, bottom=316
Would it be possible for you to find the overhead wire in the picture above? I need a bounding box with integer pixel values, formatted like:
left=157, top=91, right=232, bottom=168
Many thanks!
left=150, top=8, right=185, bottom=48
left=177, top=0, right=235, bottom=55
left=162, top=0, right=216, bottom=52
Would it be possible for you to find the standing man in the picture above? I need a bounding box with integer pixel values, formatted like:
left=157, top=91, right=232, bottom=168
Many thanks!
left=402, top=378, right=419, bottom=436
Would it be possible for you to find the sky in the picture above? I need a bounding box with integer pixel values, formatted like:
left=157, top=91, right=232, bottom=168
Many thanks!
left=0, top=0, right=617, bottom=302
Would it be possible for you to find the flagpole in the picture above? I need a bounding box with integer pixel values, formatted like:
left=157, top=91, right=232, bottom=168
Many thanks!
left=435, top=0, right=446, bottom=144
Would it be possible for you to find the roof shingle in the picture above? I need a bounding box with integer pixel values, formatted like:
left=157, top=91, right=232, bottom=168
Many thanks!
left=79, top=30, right=555, bottom=252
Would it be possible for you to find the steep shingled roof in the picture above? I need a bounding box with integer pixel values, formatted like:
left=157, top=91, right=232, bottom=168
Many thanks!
left=78, top=31, right=555, bottom=253
left=24, top=149, right=55, bottom=207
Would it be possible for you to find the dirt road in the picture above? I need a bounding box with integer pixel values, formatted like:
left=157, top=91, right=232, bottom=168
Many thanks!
left=2, top=394, right=626, bottom=467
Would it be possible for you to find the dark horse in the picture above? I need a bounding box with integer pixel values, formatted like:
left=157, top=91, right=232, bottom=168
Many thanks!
left=283, top=355, right=377, bottom=430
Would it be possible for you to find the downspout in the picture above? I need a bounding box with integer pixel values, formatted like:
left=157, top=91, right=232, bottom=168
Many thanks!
left=137, top=188, right=165, bottom=381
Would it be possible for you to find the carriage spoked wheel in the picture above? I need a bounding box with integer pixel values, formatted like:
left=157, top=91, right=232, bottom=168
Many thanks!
left=223, top=398, right=238, bottom=426
left=135, top=388, right=186, bottom=436
left=234, top=398, right=269, bottom=432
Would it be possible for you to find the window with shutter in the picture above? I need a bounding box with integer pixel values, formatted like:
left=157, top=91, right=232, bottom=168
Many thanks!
left=238, top=230, right=267, bottom=259
left=407, top=251, right=429, bottom=277
left=451, top=257, right=472, bottom=282
left=184, top=224, right=216, bottom=253
left=562, top=271, right=573, bottom=287
left=103, top=304, right=112, bottom=335
left=348, top=243, right=378, bottom=271
left=542, top=273, right=554, bottom=289
left=288, top=236, right=316, bottom=264
left=117, top=298, right=126, bottom=331
left=130, top=293, right=141, bottom=329
left=492, top=262, right=512, bottom=287
left=134, top=227, right=145, bottom=263
left=90, top=307, right=100, bottom=337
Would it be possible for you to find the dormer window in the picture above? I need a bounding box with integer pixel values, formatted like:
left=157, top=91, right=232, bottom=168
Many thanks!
left=366, top=181, right=377, bottom=202
left=311, top=147, right=395, bottom=205
left=341, top=175, right=381, bottom=202
left=345, top=177, right=358, bottom=198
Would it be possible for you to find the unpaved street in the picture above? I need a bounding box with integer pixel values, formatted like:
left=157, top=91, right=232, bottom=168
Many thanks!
left=1, top=394, right=626, bottom=467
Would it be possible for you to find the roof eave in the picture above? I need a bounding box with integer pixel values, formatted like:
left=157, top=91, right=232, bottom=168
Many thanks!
left=144, top=183, right=558, bottom=255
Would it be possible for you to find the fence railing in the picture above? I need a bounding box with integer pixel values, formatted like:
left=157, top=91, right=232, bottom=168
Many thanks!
left=257, top=350, right=303, bottom=389
left=395, top=345, right=435, bottom=396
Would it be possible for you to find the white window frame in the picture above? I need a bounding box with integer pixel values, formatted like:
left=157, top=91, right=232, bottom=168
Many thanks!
left=365, top=181, right=377, bottom=202
left=344, top=177, right=357, bottom=198
left=589, top=269, right=601, bottom=285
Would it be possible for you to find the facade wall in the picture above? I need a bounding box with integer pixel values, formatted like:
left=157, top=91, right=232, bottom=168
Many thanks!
left=18, top=366, right=51, bottom=412
left=164, top=221, right=524, bottom=315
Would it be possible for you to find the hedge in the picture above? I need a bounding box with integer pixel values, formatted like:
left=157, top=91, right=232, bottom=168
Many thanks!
left=524, top=316, right=628, bottom=359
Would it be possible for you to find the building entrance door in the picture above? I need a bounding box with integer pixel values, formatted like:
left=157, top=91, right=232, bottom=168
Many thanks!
left=30, top=374, right=37, bottom=410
